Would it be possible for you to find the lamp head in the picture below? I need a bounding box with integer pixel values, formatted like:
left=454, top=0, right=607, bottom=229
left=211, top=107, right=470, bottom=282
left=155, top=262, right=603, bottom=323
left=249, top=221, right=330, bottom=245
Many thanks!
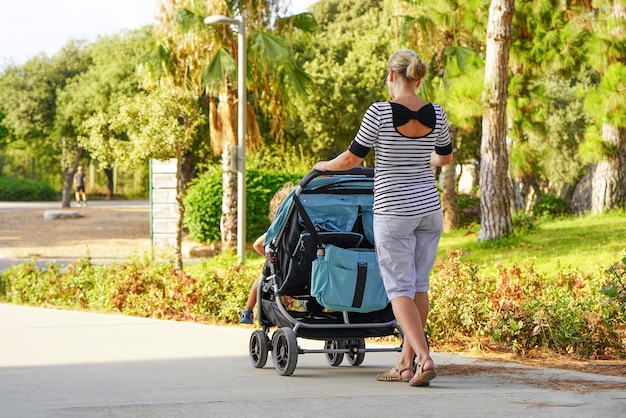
left=204, top=15, right=239, bottom=25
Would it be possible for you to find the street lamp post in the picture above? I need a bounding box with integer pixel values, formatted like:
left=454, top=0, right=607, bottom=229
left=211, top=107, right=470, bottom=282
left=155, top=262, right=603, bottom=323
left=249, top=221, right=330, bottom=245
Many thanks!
left=205, top=15, right=247, bottom=265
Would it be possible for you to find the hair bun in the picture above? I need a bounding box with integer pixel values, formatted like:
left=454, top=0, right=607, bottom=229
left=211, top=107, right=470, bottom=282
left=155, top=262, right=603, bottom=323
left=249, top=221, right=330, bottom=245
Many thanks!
left=388, top=49, right=427, bottom=81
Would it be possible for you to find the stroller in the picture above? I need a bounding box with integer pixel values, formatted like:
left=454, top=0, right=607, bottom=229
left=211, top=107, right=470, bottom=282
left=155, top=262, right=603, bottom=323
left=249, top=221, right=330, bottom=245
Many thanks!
left=248, top=168, right=404, bottom=376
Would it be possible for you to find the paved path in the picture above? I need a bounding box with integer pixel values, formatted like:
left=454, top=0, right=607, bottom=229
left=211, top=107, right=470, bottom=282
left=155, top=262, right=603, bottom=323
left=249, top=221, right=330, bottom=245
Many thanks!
left=1, top=304, right=625, bottom=417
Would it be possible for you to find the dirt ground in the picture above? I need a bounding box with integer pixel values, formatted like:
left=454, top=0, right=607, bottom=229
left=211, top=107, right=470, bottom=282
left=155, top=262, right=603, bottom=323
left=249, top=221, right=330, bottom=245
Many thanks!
left=0, top=206, right=625, bottom=381
left=0, top=206, right=153, bottom=259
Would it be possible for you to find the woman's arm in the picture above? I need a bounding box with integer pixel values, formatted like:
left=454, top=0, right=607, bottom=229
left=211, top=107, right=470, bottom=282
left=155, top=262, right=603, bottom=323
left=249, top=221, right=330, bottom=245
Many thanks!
left=313, top=150, right=364, bottom=172
left=430, top=151, right=453, bottom=167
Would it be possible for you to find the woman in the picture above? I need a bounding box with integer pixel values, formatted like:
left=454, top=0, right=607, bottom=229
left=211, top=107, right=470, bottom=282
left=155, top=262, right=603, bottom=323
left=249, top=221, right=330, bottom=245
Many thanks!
left=313, top=48, right=453, bottom=387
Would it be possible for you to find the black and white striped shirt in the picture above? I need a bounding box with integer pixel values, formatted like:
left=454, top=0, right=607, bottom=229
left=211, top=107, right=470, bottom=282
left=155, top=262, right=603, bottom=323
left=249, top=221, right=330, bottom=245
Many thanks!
left=348, top=101, right=452, bottom=217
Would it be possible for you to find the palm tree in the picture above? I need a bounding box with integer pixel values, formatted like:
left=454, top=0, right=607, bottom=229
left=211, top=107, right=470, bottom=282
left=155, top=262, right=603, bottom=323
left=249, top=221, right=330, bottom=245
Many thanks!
left=142, top=0, right=313, bottom=250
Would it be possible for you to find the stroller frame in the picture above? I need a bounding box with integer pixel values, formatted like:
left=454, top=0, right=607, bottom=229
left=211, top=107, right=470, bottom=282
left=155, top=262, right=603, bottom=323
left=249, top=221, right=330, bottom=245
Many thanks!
left=248, top=168, right=404, bottom=376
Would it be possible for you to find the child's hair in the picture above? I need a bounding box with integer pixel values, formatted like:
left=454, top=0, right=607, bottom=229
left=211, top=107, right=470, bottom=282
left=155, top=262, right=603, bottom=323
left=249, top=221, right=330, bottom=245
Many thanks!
left=268, top=182, right=295, bottom=221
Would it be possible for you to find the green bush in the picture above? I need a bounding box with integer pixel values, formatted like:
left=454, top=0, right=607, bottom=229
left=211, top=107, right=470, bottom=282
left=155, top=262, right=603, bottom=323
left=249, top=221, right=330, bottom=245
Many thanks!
left=193, top=252, right=253, bottom=322
left=485, top=262, right=624, bottom=358
left=511, top=210, right=535, bottom=234
left=0, top=253, right=256, bottom=323
left=0, top=176, right=57, bottom=201
left=429, top=249, right=494, bottom=343
left=0, top=258, right=95, bottom=309
left=429, top=252, right=625, bottom=358
left=183, top=168, right=222, bottom=243
left=183, top=166, right=304, bottom=243
left=533, top=194, right=572, bottom=218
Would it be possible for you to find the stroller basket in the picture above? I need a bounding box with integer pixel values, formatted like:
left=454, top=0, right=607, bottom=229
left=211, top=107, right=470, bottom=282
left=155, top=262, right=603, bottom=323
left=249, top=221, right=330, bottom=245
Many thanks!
left=248, top=168, right=404, bottom=376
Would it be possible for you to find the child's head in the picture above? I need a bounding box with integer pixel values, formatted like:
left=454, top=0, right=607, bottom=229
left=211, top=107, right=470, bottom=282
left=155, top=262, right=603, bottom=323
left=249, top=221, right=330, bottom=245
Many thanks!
left=268, top=182, right=295, bottom=221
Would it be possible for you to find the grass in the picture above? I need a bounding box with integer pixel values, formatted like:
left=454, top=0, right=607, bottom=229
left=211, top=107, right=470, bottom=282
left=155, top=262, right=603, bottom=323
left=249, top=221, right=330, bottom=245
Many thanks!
left=438, top=211, right=626, bottom=277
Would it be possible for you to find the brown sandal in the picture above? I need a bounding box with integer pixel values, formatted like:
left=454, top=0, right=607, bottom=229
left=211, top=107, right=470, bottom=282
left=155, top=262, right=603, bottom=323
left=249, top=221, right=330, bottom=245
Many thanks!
left=409, top=357, right=436, bottom=387
left=376, top=366, right=414, bottom=382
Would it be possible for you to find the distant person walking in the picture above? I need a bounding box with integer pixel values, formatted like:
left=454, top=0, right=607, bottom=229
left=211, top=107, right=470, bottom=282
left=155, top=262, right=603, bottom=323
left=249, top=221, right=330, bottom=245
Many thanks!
left=74, top=166, right=87, bottom=207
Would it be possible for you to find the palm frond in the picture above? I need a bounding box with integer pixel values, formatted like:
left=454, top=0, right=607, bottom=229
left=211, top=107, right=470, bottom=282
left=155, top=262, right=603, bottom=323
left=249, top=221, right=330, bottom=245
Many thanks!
left=275, top=12, right=318, bottom=34
left=202, top=47, right=236, bottom=94
left=442, top=45, right=474, bottom=73
left=250, top=31, right=290, bottom=62
left=175, top=8, right=205, bottom=33
left=282, top=63, right=312, bottom=96
left=138, top=43, right=172, bottom=78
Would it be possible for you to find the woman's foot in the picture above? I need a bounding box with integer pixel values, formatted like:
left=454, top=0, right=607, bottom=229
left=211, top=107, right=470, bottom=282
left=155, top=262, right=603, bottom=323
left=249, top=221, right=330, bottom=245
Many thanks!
left=409, top=356, right=436, bottom=387
left=376, top=365, right=414, bottom=382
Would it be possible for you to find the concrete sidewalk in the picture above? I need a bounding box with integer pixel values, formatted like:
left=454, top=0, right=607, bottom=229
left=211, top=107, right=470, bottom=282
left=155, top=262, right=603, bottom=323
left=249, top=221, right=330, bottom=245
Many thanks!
left=1, top=304, right=625, bottom=417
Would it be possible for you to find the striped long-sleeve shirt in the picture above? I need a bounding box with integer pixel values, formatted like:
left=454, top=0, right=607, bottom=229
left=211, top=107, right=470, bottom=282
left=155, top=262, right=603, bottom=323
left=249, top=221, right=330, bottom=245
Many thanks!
left=348, top=101, right=452, bottom=217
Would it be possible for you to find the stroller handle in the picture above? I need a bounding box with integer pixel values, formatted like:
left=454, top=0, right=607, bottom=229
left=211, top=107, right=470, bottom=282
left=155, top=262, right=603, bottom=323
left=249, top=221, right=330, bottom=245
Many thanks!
left=299, top=167, right=374, bottom=189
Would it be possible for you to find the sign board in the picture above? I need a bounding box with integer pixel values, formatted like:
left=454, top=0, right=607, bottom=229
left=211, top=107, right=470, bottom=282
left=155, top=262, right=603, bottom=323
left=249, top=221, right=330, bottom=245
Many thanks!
left=150, top=158, right=178, bottom=250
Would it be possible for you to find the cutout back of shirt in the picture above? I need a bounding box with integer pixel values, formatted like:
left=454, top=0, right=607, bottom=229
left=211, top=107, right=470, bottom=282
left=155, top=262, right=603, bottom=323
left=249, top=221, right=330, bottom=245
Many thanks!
left=390, top=102, right=435, bottom=138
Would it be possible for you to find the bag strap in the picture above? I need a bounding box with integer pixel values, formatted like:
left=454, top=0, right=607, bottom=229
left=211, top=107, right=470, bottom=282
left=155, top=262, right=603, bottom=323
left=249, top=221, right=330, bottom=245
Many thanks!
left=293, top=194, right=322, bottom=249
left=352, top=262, right=368, bottom=308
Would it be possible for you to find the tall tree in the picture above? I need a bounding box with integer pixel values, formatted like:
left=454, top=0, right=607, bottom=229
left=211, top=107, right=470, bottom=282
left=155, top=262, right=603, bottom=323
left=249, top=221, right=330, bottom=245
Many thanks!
left=60, top=28, right=153, bottom=200
left=0, top=57, right=58, bottom=182
left=584, top=0, right=626, bottom=212
left=478, top=0, right=515, bottom=241
left=50, top=44, right=94, bottom=207
left=0, top=42, right=91, bottom=204
left=86, top=87, right=205, bottom=271
left=144, top=0, right=313, bottom=251
left=201, top=1, right=313, bottom=248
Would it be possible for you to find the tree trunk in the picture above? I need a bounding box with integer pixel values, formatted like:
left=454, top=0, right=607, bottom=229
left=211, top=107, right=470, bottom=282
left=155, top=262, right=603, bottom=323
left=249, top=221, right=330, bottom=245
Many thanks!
left=181, top=151, right=194, bottom=191
left=441, top=126, right=459, bottom=232
left=61, top=169, right=75, bottom=208
left=173, top=153, right=187, bottom=272
left=478, top=0, right=515, bottom=242
left=591, top=124, right=626, bottom=213
left=61, top=144, right=83, bottom=208
left=218, top=91, right=238, bottom=250
left=104, top=165, right=114, bottom=199
left=220, top=145, right=237, bottom=249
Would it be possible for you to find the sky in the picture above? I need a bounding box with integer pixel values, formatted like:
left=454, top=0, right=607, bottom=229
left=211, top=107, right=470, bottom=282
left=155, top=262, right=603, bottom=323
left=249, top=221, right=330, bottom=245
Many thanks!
left=0, top=0, right=317, bottom=67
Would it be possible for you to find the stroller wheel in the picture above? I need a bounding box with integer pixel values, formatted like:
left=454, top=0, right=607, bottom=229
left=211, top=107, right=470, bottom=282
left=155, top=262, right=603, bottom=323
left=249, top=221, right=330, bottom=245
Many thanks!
left=346, top=338, right=365, bottom=366
left=271, top=327, right=299, bottom=376
left=249, top=330, right=269, bottom=368
left=324, top=340, right=344, bottom=366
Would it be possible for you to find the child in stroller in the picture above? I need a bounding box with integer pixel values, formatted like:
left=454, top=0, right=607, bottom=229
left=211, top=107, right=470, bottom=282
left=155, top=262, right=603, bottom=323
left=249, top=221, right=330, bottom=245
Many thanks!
left=239, top=182, right=296, bottom=324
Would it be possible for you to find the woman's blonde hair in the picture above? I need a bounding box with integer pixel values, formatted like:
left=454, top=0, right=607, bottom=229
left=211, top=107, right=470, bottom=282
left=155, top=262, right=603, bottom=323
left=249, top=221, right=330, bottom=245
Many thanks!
left=388, top=49, right=427, bottom=81
left=268, top=182, right=295, bottom=221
